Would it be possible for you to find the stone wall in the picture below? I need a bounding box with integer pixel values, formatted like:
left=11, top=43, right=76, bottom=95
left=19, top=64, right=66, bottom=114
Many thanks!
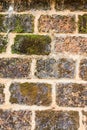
left=0, top=0, right=87, bottom=130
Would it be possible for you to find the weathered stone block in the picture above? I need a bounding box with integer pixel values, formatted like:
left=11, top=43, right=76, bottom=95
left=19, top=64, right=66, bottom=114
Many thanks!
left=0, top=35, right=8, bottom=53
left=12, top=35, right=51, bottom=55
left=0, top=110, right=31, bottom=130
left=55, top=36, right=87, bottom=55
left=78, top=14, right=87, bottom=33
left=80, top=59, right=87, bottom=81
left=38, top=15, right=76, bottom=33
left=0, top=14, right=34, bottom=33
left=82, top=111, right=87, bottom=130
left=10, top=82, right=52, bottom=106
left=0, top=58, right=31, bottom=78
left=0, top=0, right=12, bottom=11
left=14, top=0, right=51, bottom=11
left=35, top=58, right=76, bottom=79
left=0, top=84, right=5, bottom=104
left=56, top=83, right=87, bottom=107
left=35, top=110, right=79, bottom=130
left=55, top=0, right=87, bottom=11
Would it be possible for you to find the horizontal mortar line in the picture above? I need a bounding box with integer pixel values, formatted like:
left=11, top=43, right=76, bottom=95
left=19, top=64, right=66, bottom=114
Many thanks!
left=0, top=78, right=87, bottom=84
left=0, top=10, right=87, bottom=15
left=1, top=33, right=87, bottom=37
left=0, top=104, right=86, bottom=111
left=0, top=53, right=85, bottom=59
left=54, top=33, right=87, bottom=37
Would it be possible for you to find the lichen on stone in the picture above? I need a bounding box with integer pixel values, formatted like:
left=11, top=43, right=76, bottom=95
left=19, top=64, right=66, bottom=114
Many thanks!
left=9, top=82, right=52, bottom=106
left=12, top=35, right=51, bottom=55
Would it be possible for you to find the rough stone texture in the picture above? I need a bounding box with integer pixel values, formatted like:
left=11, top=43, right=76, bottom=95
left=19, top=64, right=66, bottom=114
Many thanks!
left=14, top=0, right=50, bottom=11
left=10, top=82, right=52, bottom=106
left=0, top=110, right=31, bottom=130
left=0, top=84, right=5, bottom=104
left=35, top=58, right=76, bottom=79
left=38, top=15, right=76, bottom=33
left=12, top=35, right=51, bottom=55
left=82, top=111, right=87, bottom=130
left=78, top=14, right=87, bottom=33
left=56, top=83, right=87, bottom=107
left=80, top=59, right=87, bottom=81
left=0, top=58, right=31, bottom=78
left=0, top=14, right=34, bottom=33
left=0, top=35, right=8, bottom=53
left=35, top=110, right=79, bottom=130
left=55, top=0, right=87, bottom=11
left=0, top=0, right=12, bottom=12
left=55, top=36, right=87, bottom=55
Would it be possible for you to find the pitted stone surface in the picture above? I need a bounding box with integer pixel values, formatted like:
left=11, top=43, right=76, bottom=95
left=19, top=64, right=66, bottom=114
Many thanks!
left=35, top=110, right=79, bottom=130
left=56, top=83, right=87, bottom=107
left=38, top=15, right=76, bottom=33
left=0, top=110, right=31, bottom=130
left=0, top=58, right=31, bottom=78
left=0, top=84, right=5, bottom=104
left=35, top=58, right=76, bottom=79
left=55, top=36, right=87, bottom=55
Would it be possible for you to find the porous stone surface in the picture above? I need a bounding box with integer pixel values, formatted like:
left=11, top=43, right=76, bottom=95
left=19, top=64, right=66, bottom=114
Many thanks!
left=0, top=110, right=31, bottom=130
left=12, top=35, right=51, bottom=55
left=0, top=58, right=31, bottom=78
left=38, top=15, right=76, bottom=33
left=0, top=0, right=12, bottom=11
left=56, top=83, right=87, bottom=107
left=55, top=0, right=87, bottom=11
left=35, top=58, right=76, bottom=79
left=78, top=14, right=87, bottom=33
left=82, top=111, right=87, bottom=130
left=0, top=84, right=5, bottom=104
left=35, top=110, right=79, bottom=130
left=10, top=82, right=52, bottom=106
left=55, top=36, right=87, bottom=55
left=0, top=14, right=34, bottom=33
left=14, top=0, right=51, bottom=11
left=80, top=59, right=87, bottom=81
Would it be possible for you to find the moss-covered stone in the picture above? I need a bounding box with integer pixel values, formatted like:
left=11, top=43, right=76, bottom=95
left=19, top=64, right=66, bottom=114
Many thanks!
left=80, top=59, right=87, bottom=80
left=9, top=82, right=52, bottom=106
left=0, top=14, right=34, bottom=33
left=56, top=83, right=87, bottom=107
left=0, top=58, right=31, bottom=78
left=0, top=0, right=12, bottom=11
left=14, top=0, right=50, bottom=11
left=0, top=84, right=5, bottom=104
left=0, top=35, right=8, bottom=53
left=12, top=35, right=51, bottom=55
left=78, top=14, right=87, bottom=33
left=35, top=58, right=76, bottom=79
left=38, top=15, right=76, bottom=33
left=35, top=110, right=79, bottom=130
left=0, top=110, right=31, bottom=130
left=55, top=0, right=87, bottom=11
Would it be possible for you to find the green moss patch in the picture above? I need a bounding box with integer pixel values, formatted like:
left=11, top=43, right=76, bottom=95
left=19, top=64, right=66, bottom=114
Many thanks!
left=12, top=35, right=51, bottom=55
left=0, top=35, right=8, bottom=53
left=78, top=14, right=87, bottom=33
